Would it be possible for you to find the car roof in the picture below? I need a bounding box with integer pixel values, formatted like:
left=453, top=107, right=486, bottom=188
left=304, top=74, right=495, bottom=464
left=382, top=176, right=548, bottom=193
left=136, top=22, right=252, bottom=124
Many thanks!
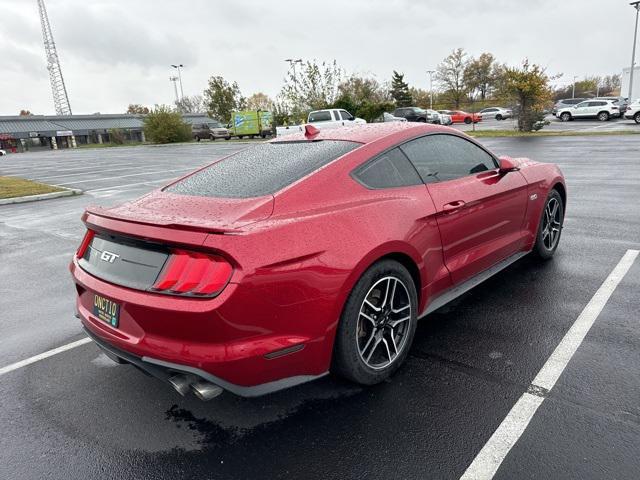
left=270, top=122, right=455, bottom=145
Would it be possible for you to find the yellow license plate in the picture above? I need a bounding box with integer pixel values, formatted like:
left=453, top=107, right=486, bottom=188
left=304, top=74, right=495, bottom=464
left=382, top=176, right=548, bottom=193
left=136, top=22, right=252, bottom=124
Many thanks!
left=93, top=294, right=120, bottom=328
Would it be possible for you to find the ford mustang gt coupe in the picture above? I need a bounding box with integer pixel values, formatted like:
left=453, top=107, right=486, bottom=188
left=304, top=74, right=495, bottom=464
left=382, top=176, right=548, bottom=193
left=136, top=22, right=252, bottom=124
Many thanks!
left=70, top=122, right=566, bottom=400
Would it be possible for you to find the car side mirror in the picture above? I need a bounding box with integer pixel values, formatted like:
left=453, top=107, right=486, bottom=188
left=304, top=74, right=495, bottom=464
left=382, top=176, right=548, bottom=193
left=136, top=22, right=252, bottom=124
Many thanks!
left=499, top=156, right=519, bottom=173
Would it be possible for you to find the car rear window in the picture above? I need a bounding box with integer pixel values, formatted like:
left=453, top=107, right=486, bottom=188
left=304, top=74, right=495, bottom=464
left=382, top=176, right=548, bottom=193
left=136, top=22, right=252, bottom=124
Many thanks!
left=166, top=140, right=360, bottom=198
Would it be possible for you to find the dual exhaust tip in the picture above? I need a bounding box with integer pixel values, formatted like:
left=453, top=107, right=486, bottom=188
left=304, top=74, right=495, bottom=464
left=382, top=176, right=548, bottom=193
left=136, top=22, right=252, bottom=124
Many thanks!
left=168, top=374, right=223, bottom=401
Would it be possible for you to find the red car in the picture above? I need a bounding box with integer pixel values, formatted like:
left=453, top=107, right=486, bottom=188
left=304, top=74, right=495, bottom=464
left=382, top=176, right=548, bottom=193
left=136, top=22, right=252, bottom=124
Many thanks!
left=70, top=123, right=566, bottom=400
left=439, top=110, right=482, bottom=124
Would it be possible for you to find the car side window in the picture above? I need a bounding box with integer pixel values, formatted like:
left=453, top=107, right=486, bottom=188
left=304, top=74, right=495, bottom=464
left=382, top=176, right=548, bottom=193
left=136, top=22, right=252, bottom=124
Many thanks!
left=340, top=110, right=354, bottom=121
left=400, top=134, right=497, bottom=183
left=308, top=111, right=332, bottom=122
left=353, top=148, right=422, bottom=189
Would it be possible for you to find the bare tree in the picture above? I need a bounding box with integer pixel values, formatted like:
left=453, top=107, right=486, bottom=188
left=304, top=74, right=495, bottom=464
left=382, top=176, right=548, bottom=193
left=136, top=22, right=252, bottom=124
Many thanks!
left=437, top=48, right=469, bottom=108
left=175, top=95, right=206, bottom=114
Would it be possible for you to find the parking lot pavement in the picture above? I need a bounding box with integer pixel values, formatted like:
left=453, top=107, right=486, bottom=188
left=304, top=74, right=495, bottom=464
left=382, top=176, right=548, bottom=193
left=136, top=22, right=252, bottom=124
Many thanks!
left=1, top=137, right=639, bottom=479
left=454, top=115, right=640, bottom=133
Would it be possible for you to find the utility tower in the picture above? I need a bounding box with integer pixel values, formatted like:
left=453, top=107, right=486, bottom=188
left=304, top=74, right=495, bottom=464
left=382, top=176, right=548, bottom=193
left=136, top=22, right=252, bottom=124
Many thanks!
left=37, top=0, right=72, bottom=115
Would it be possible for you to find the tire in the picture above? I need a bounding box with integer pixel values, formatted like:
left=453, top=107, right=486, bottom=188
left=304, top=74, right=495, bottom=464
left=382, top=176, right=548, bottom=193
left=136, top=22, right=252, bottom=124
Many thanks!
left=417, top=118, right=427, bottom=123
left=635, top=112, right=640, bottom=124
left=533, top=189, right=564, bottom=260
left=560, top=112, right=571, bottom=122
left=209, top=134, right=215, bottom=141
left=332, top=260, right=418, bottom=385
left=238, top=135, right=244, bottom=139
left=194, top=135, right=200, bottom=142
left=597, top=111, right=609, bottom=122
left=464, top=117, right=472, bottom=124
left=225, top=136, right=231, bottom=141
left=496, top=114, right=503, bottom=121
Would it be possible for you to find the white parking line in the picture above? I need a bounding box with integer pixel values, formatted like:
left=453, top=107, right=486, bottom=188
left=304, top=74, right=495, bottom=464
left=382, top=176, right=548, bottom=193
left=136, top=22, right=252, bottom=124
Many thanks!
left=55, top=167, right=193, bottom=186
left=0, top=337, right=92, bottom=377
left=460, top=248, right=639, bottom=480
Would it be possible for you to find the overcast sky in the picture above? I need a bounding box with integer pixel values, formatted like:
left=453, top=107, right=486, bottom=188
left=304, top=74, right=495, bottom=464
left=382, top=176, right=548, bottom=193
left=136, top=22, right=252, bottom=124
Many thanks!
left=1, top=0, right=637, bottom=115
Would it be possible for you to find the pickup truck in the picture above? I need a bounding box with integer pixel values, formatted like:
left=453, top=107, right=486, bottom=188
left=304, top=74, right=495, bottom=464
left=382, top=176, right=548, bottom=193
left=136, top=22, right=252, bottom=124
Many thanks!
left=276, top=109, right=366, bottom=136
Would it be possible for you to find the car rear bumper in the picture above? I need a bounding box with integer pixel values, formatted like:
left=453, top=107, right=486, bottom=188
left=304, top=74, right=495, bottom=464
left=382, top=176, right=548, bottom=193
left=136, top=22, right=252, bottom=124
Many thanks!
left=70, top=257, right=333, bottom=395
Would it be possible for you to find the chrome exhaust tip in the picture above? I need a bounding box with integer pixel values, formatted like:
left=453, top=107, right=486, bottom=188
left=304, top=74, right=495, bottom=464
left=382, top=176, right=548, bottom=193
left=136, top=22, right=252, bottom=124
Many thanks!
left=168, top=374, right=194, bottom=396
left=190, top=381, right=223, bottom=401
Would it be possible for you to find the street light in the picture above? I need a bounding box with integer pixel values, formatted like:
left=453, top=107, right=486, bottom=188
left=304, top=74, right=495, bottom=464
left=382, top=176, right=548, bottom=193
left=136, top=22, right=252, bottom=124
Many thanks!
left=285, top=58, right=303, bottom=82
left=628, top=1, right=640, bottom=102
left=171, top=64, right=185, bottom=100
left=572, top=75, right=578, bottom=98
left=169, top=76, right=179, bottom=104
left=426, top=70, right=436, bottom=110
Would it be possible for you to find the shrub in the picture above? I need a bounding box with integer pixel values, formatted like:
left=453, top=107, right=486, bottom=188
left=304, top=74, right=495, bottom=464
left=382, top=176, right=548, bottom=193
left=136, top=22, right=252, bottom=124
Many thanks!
left=108, top=128, right=126, bottom=144
left=143, top=105, right=192, bottom=144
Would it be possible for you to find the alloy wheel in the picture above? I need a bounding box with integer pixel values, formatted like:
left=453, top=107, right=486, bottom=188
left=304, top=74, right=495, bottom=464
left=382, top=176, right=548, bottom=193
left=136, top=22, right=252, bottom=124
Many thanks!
left=356, top=276, right=411, bottom=370
left=541, top=197, right=562, bottom=250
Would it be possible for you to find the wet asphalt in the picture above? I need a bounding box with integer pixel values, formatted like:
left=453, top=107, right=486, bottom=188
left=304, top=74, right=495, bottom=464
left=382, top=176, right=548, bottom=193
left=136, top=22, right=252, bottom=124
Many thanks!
left=0, top=136, right=639, bottom=479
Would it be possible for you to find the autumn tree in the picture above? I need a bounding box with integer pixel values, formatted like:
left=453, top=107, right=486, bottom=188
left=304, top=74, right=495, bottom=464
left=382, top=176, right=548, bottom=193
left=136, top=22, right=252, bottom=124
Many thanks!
left=437, top=48, right=469, bottom=108
left=246, top=92, right=274, bottom=111
left=126, top=104, right=150, bottom=114
left=143, top=105, right=192, bottom=143
left=500, top=60, right=553, bottom=131
left=175, top=95, right=205, bottom=114
left=332, top=75, right=394, bottom=121
left=279, top=59, right=343, bottom=114
left=390, top=71, right=412, bottom=107
left=203, top=76, right=245, bottom=122
left=463, top=53, right=499, bottom=101
left=409, top=87, right=433, bottom=109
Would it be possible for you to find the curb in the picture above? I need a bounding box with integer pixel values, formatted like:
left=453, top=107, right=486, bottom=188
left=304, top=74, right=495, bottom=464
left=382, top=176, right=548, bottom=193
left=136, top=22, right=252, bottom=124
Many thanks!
left=0, top=187, right=82, bottom=205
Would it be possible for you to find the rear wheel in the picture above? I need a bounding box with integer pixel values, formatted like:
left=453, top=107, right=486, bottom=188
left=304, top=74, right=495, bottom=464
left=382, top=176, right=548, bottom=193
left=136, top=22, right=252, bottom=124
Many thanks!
left=597, top=111, right=609, bottom=122
left=560, top=112, right=571, bottom=122
left=194, top=135, right=200, bottom=142
left=533, top=190, right=564, bottom=260
left=333, top=260, right=418, bottom=385
left=464, top=117, right=472, bottom=124
left=496, top=114, right=503, bottom=121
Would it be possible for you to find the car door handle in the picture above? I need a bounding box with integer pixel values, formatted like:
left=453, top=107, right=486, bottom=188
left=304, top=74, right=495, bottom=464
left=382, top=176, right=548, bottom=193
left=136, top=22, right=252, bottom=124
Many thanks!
left=442, top=200, right=466, bottom=213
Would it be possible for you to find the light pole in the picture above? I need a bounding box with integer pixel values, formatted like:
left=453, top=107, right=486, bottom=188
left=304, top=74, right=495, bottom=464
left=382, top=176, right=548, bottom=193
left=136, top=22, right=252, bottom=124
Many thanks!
left=572, top=76, right=578, bottom=98
left=171, top=64, right=184, bottom=100
left=169, top=76, right=179, bottom=104
left=426, top=70, right=435, bottom=109
left=628, top=1, right=640, bottom=102
left=285, top=58, right=302, bottom=82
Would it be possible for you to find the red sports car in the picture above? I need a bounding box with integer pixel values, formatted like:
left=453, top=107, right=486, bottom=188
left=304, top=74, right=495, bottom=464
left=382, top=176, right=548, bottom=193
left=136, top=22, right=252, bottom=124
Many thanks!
left=70, top=123, right=566, bottom=400
left=439, top=110, right=482, bottom=124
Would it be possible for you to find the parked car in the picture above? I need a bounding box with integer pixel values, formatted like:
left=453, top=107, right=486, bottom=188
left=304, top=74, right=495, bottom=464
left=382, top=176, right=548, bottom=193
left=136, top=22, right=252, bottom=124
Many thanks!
left=425, top=109, right=452, bottom=125
left=478, top=107, right=512, bottom=120
left=308, top=109, right=366, bottom=127
left=438, top=110, right=482, bottom=124
left=595, top=96, right=629, bottom=115
left=192, top=121, right=231, bottom=142
left=556, top=99, right=620, bottom=122
left=393, top=107, right=435, bottom=123
left=552, top=98, right=586, bottom=115
left=70, top=122, right=566, bottom=400
left=374, top=112, right=407, bottom=123
left=624, top=99, right=640, bottom=123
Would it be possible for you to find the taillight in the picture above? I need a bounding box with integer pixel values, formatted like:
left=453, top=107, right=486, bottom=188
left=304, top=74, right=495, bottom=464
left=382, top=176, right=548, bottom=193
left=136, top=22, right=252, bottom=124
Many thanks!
left=152, top=250, right=233, bottom=297
left=76, top=230, right=95, bottom=258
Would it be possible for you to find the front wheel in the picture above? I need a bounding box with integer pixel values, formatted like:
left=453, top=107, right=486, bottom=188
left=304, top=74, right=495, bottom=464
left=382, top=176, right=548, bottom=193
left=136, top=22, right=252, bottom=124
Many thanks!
left=209, top=134, right=215, bottom=141
left=194, top=135, right=200, bottom=142
left=533, top=190, right=564, bottom=260
left=464, top=117, right=472, bottom=124
left=597, top=111, right=609, bottom=122
left=496, top=114, right=503, bottom=121
left=634, top=112, right=640, bottom=124
left=332, top=260, right=418, bottom=385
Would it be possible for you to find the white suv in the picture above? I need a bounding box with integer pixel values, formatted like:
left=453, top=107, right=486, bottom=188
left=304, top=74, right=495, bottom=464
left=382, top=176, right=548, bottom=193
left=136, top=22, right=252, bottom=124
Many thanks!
left=556, top=99, right=620, bottom=122
left=624, top=100, right=640, bottom=124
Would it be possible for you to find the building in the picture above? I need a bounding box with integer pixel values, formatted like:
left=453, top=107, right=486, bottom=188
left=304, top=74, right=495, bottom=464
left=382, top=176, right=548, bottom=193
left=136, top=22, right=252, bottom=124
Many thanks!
left=0, top=113, right=215, bottom=153
left=621, top=66, right=640, bottom=101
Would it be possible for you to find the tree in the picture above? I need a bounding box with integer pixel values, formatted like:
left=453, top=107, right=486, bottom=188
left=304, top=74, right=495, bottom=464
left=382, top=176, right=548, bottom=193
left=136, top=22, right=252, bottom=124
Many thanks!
left=390, top=71, right=412, bottom=107
left=203, top=76, right=245, bottom=122
left=279, top=59, right=343, bottom=114
left=409, top=87, right=432, bottom=109
left=175, top=95, right=205, bottom=114
left=19, top=109, right=33, bottom=116
left=143, top=105, right=192, bottom=144
left=246, top=92, right=274, bottom=111
left=126, top=104, right=150, bottom=114
left=437, top=48, right=469, bottom=108
left=463, top=53, right=497, bottom=100
left=331, top=75, right=394, bottom=121
left=500, top=60, right=553, bottom=132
